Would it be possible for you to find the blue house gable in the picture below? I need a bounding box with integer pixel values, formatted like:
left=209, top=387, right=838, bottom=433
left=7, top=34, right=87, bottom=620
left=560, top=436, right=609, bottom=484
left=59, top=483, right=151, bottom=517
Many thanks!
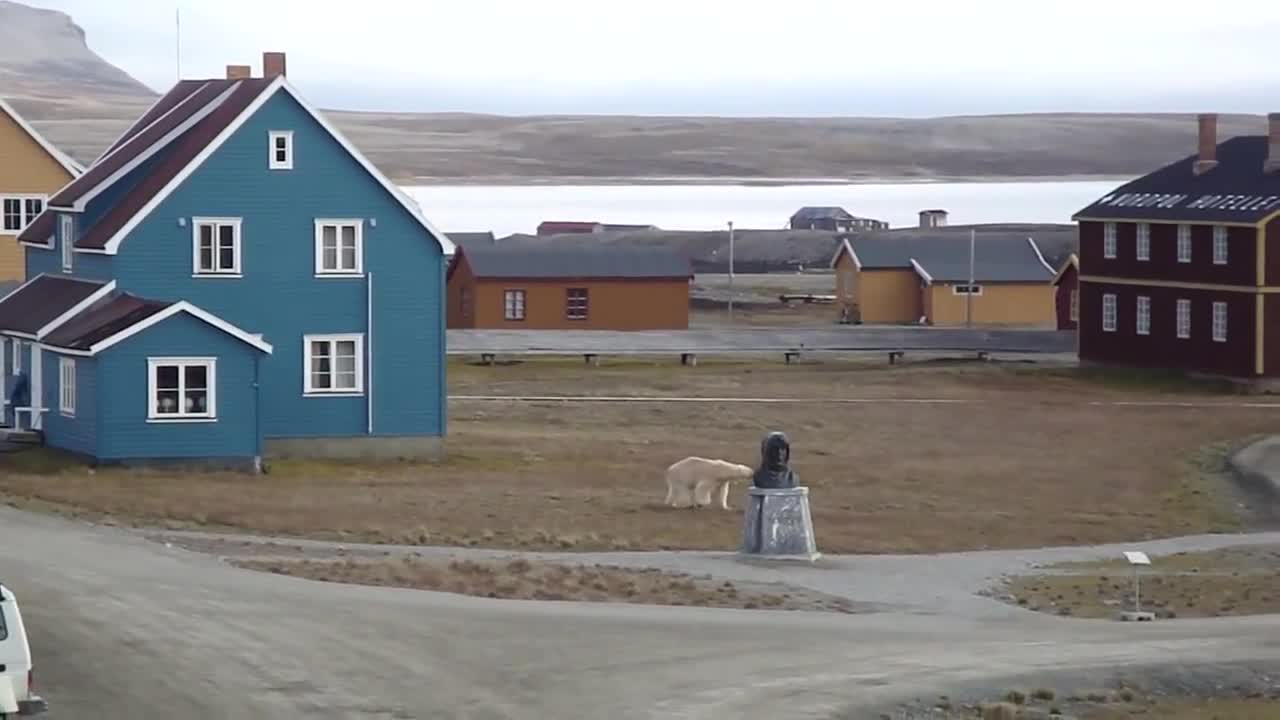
left=1, top=52, right=453, bottom=466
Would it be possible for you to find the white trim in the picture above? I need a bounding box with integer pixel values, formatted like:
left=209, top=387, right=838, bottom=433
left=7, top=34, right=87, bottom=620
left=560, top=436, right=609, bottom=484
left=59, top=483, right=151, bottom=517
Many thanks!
left=1102, top=292, right=1118, bottom=332
left=366, top=272, right=374, bottom=435
left=59, top=214, right=74, bottom=271
left=268, top=130, right=294, bottom=170
left=35, top=279, right=116, bottom=339
left=828, top=238, right=863, bottom=270
left=303, top=333, right=365, bottom=395
left=1212, top=225, right=1229, bottom=265
left=314, top=218, right=364, bottom=275
left=98, top=77, right=454, bottom=256
left=0, top=97, right=84, bottom=176
left=1, top=193, right=49, bottom=235
left=87, top=301, right=273, bottom=355
left=908, top=258, right=933, bottom=285
left=58, top=356, right=76, bottom=417
left=1212, top=300, right=1228, bottom=342
left=1051, top=253, right=1078, bottom=285
left=62, top=83, right=241, bottom=212
left=1176, top=298, right=1191, bottom=339
left=90, top=81, right=209, bottom=165
left=1103, top=222, right=1117, bottom=259
left=1176, top=224, right=1192, bottom=263
left=191, top=216, right=243, bottom=276
left=11, top=338, right=22, bottom=373
left=147, top=356, right=217, bottom=420
left=29, top=343, right=42, bottom=430
left=1026, top=237, right=1055, bottom=273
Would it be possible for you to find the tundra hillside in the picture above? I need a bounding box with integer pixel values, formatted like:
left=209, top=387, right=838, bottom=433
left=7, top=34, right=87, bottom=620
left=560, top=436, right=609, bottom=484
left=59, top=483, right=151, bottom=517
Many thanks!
left=0, top=0, right=1271, bottom=184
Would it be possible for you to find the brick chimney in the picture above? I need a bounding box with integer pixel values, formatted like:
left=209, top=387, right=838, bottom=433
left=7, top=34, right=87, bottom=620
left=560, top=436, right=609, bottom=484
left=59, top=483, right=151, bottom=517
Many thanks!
left=1193, top=113, right=1219, bottom=175
left=1266, top=113, right=1280, bottom=174
left=263, top=52, right=287, bottom=78
left=225, top=64, right=252, bottom=80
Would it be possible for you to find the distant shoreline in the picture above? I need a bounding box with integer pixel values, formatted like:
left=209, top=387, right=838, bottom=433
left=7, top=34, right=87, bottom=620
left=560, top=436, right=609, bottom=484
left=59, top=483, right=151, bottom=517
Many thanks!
left=397, top=174, right=1131, bottom=187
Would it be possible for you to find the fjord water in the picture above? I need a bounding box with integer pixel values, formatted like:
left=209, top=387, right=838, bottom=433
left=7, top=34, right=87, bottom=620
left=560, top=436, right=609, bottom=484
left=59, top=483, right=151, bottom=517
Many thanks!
left=402, top=180, right=1121, bottom=237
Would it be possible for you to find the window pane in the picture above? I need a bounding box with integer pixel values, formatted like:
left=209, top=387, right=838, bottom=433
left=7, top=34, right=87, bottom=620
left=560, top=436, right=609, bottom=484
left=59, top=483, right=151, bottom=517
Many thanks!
left=322, top=225, right=337, bottom=249
left=336, top=371, right=357, bottom=389
left=25, top=198, right=42, bottom=218
left=340, top=225, right=356, bottom=248
left=156, top=365, right=180, bottom=389
left=341, top=245, right=356, bottom=270
left=156, top=390, right=181, bottom=414
left=311, top=340, right=331, bottom=359
left=219, top=245, right=235, bottom=270
left=184, top=390, right=208, bottom=414
left=311, top=372, right=332, bottom=389
left=185, top=365, right=208, bottom=389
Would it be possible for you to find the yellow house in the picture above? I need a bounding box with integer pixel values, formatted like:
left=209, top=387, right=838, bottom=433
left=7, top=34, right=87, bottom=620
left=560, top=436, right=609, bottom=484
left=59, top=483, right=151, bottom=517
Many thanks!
left=830, top=233, right=1057, bottom=327
left=0, top=98, right=83, bottom=281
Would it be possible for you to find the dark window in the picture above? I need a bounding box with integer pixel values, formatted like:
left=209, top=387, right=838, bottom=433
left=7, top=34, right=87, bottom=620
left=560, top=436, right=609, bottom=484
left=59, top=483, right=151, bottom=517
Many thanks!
left=460, top=287, right=473, bottom=319
left=566, top=288, right=589, bottom=320
left=2, top=198, right=21, bottom=231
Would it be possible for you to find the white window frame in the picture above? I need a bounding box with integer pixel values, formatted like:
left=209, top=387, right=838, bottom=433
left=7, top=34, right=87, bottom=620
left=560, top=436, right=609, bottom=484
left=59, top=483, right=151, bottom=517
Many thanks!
left=12, top=339, right=22, bottom=374
left=147, top=357, right=217, bottom=422
left=59, top=356, right=76, bottom=417
left=1176, top=299, right=1191, bottom=339
left=1212, top=301, right=1228, bottom=342
left=1135, top=295, right=1151, bottom=336
left=191, top=217, right=243, bottom=277
left=60, top=214, right=74, bottom=272
left=566, top=287, right=589, bottom=320
left=504, top=289, right=526, bottom=321
left=1069, top=289, right=1078, bottom=323
left=1102, top=293, right=1117, bottom=332
left=303, top=333, right=365, bottom=396
left=1177, top=225, right=1192, bottom=263
left=313, top=219, right=364, bottom=276
left=1136, top=223, right=1150, bottom=261
left=1, top=194, right=46, bottom=234
left=951, top=284, right=984, bottom=296
left=1213, top=226, right=1228, bottom=265
left=268, top=130, right=294, bottom=170
left=1103, top=222, right=1117, bottom=259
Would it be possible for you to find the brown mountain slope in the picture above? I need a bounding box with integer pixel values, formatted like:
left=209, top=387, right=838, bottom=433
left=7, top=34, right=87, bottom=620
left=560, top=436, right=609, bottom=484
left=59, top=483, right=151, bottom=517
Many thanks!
left=0, top=1, right=1268, bottom=184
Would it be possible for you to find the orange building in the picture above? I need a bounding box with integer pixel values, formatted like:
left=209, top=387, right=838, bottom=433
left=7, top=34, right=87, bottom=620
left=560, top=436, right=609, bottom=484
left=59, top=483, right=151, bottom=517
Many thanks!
left=447, top=246, right=692, bottom=330
left=0, top=98, right=84, bottom=280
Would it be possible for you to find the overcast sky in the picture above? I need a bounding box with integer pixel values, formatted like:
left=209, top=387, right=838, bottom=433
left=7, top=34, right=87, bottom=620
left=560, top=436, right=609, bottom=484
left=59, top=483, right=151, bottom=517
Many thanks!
left=22, top=0, right=1280, bottom=116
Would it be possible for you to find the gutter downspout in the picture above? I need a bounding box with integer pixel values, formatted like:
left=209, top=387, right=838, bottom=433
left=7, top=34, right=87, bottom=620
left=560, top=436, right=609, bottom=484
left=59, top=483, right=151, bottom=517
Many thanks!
left=366, top=271, right=374, bottom=435
left=253, top=354, right=263, bottom=473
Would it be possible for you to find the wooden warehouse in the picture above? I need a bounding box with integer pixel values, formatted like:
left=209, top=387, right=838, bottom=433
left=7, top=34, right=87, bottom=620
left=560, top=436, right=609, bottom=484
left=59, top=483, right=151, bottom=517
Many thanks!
left=830, top=232, right=1058, bottom=326
left=447, top=245, right=692, bottom=330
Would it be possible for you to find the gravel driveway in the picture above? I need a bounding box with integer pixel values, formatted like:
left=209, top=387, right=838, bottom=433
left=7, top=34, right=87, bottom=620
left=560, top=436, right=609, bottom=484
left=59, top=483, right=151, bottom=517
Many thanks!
left=4, top=507, right=1280, bottom=719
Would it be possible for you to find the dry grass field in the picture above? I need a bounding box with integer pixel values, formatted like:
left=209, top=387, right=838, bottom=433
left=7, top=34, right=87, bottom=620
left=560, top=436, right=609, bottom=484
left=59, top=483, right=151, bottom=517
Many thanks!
left=236, top=556, right=857, bottom=612
left=999, top=545, right=1280, bottom=619
left=0, top=360, right=1270, bottom=554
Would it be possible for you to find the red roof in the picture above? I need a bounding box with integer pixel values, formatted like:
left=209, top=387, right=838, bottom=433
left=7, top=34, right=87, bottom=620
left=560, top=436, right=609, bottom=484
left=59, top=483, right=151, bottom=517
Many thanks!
left=41, top=294, right=172, bottom=350
left=0, top=275, right=108, bottom=335
left=73, top=78, right=276, bottom=250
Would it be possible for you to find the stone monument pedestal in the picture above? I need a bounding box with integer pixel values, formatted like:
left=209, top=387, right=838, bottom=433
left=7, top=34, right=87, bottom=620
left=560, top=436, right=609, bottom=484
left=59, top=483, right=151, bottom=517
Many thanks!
left=740, top=486, right=820, bottom=562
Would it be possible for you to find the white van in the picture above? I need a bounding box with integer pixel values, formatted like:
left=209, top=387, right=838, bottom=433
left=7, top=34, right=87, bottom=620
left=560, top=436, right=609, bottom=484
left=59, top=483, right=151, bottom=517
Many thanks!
left=0, top=583, right=47, bottom=717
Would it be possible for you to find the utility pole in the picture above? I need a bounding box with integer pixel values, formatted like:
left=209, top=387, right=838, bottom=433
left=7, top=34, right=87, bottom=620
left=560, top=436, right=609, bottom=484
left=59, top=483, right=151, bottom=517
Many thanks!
left=727, top=220, right=735, bottom=324
left=966, top=228, right=975, bottom=328
left=175, top=7, right=182, bottom=80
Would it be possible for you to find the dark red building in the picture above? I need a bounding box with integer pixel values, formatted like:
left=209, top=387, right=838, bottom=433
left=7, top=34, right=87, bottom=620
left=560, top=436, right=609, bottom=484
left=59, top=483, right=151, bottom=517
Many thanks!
left=1072, top=113, right=1280, bottom=378
left=1052, top=254, right=1078, bottom=331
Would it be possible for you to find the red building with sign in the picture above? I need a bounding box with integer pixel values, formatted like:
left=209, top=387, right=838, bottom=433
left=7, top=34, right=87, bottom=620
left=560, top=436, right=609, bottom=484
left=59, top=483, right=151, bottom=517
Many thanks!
left=1072, top=113, right=1280, bottom=378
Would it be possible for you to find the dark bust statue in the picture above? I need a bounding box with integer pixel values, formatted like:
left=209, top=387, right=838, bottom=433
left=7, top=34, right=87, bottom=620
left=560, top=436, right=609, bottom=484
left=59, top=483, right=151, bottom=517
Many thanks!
left=753, top=431, right=798, bottom=489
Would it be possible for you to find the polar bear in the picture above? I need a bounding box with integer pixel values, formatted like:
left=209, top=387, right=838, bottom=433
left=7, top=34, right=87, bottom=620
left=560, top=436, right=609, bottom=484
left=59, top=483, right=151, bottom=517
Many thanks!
left=663, top=456, right=755, bottom=510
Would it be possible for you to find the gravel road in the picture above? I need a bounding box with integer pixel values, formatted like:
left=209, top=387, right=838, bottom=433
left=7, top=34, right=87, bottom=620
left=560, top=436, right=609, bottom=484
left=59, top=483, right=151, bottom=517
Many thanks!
left=4, top=507, right=1280, bottom=719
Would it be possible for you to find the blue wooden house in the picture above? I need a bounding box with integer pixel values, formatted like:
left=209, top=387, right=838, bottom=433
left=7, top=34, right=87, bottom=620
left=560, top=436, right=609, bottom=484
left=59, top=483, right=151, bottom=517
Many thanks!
left=0, top=53, right=453, bottom=468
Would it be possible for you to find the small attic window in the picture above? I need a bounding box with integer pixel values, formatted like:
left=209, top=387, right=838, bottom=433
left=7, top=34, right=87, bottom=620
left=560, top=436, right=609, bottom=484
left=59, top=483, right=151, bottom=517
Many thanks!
left=269, top=130, right=293, bottom=170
